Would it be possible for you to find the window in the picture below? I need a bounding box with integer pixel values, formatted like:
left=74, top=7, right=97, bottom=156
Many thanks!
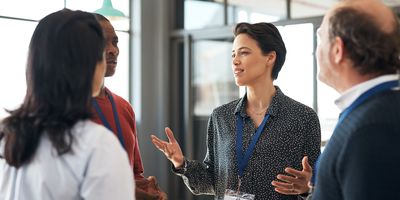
left=192, top=39, right=237, bottom=116
left=184, top=0, right=225, bottom=30
left=0, top=0, right=131, bottom=119
left=318, top=81, right=340, bottom=142
left=231, top=0, right=285, bottom=23
left=0, top=19, right=37, bottom=118
left=0, top=0, right=63, bottom=20
left=275, top=23, right=314, bottom=108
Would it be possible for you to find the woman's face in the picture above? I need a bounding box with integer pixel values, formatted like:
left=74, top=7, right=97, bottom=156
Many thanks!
left=92, top=53, right=106, bottom=97
left=231, top=33, right=274, bottom=87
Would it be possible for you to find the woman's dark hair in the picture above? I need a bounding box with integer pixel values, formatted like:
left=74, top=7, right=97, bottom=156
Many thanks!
left=0, top=9, right=105, bottom=168
left=329, top=7, right=400, bottom=75
left=234, top=22, right=287, bottom=80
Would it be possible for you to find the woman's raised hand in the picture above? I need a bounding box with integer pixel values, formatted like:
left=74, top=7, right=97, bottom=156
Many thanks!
left=271, top=156, right=312, bottom=195
left=151, top=127, right=184, bottom=168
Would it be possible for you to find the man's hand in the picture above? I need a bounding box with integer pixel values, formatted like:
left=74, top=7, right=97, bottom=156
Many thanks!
left=136, top=176, right=167, bottom=200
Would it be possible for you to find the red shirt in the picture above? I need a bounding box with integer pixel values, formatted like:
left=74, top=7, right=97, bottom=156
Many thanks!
left=91, top=87, right=144, bottom=180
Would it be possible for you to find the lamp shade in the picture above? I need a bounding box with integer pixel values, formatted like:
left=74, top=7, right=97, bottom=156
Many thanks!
left=94, top=0, right=125, bottom=17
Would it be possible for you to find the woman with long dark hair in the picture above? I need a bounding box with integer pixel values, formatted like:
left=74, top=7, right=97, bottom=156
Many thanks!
left=0, top=9, right=134, bottom=200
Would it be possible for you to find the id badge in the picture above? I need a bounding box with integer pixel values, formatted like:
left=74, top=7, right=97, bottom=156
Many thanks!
left=223, top=189, right=255, bottom=200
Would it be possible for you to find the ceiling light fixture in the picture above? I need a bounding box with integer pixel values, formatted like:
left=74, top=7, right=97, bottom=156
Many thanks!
left=94, top=0, right=126, bottom=18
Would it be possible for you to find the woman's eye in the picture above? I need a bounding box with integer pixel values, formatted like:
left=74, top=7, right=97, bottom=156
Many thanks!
left=239, top=51, right=248, bottom=56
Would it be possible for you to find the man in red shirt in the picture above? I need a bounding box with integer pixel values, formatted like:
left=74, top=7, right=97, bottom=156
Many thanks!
left=92, top=13, right=166, bottom=200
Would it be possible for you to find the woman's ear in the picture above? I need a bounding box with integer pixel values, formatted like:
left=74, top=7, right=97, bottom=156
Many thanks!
left=266, top=51, right=277, bottom=65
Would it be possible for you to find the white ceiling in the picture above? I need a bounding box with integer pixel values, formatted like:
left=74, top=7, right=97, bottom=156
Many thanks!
left=218, top=0, right=400, bottom=19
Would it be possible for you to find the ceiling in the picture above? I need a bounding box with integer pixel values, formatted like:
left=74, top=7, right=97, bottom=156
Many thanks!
left=217, top=0, right=400, bottom=19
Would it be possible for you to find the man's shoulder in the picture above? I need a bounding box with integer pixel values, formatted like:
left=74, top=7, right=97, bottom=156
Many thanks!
left=332, top=91, right=400, bottom=152
left=350, top=90, right=400, bottom=125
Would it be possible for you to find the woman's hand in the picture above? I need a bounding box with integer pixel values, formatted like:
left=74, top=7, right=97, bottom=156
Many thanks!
left=271, top=156, right=312, bottom=195
left=151, top=127, right=184, bottom=168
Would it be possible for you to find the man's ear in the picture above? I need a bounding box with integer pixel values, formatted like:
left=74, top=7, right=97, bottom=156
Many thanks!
left=331, top=36, right=345, bottom=64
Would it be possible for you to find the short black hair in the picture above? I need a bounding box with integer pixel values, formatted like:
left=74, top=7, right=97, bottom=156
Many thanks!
left=234, top=22, right=287, bottom=80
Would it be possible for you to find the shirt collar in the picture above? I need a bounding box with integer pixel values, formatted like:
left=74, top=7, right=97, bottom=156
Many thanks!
left=335, top=74, right=399, bottom=111
left=234, top=86, right=282, bottom=118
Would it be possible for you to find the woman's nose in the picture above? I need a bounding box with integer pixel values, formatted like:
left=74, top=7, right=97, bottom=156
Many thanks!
left=232, top=57, right=240, bottom=65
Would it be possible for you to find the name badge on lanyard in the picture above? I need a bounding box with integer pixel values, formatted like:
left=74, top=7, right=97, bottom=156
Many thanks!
left=224, top=189, right=255, bottom=200
left=92, top=90, right=126, bottom=150
left=224, top=111, right=270, bottom=200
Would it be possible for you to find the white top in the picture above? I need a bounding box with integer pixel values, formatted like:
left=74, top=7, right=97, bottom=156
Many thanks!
left=335, top=74, right=399, bottom=111
left=0, top=120, right=135, bottom=200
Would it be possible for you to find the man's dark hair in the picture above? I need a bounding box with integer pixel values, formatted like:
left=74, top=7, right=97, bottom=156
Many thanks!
left=234, top=22, right=287, bottom=80
left=0, top=9, right=105, bottom=168
left=329, top=7, right=400, bottom=75
left=93, top=13, right=109, bottom=22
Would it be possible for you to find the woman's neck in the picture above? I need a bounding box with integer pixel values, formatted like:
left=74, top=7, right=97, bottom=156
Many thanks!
left=246, top=81, right=276, bottom=110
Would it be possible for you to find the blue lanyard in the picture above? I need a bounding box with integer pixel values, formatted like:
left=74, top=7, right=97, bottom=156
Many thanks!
left=311, top=80, right=398, bottom=185
left=236, top=113, right=270, bottom=177
left=337, top=80, right=398, bottom=125
left=92, top=91, right=126, bottom=150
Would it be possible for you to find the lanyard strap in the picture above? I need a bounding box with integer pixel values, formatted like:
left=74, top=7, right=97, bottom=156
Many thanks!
left=337, top=80, right=399, bottom=125
left=236, top=113, right=270, bottom=177
left=311, top=80, right=398, bottom=185
left=92, top=91, right=126, bottom=150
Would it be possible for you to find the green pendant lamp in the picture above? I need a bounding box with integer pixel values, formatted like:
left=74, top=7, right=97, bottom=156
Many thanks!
left=94, top=0, right=125, bottom=18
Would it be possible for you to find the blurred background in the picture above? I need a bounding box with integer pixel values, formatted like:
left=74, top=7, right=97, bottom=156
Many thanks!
left=1, top=0, right=400, bottom=199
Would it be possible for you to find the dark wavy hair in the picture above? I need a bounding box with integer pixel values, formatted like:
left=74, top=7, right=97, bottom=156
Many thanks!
left=234, top=22, right=287, bottom=80
left=0, top=9, right=105, bottom=168
left=329, top=7, right=400, bottom=75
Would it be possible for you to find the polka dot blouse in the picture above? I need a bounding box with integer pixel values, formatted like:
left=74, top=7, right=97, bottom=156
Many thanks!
left=173, top=86, right=321, bottom=200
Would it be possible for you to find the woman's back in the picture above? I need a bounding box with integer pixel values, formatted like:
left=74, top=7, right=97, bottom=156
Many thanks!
left=0, top=9, right=135, bottom=200
left=0, top=120, right=134, bottom=200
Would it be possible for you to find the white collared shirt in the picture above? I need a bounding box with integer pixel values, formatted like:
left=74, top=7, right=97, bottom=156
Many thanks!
left=335, top=74, right=399, bottom=111
left=0, top=120, right=135, bottom=200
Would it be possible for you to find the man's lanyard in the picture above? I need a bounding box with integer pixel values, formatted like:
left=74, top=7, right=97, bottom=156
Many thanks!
left=311, top=80, right=399, bottom=185
left=92, top=91, right=126, bottom=150
left=236, top=113, right=270, bottom=178
left=337, top=80, right=399, bottom=125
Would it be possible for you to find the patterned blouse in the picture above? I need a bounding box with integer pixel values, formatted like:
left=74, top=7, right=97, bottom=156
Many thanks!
left=173, top=87, right=321, bottom=200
